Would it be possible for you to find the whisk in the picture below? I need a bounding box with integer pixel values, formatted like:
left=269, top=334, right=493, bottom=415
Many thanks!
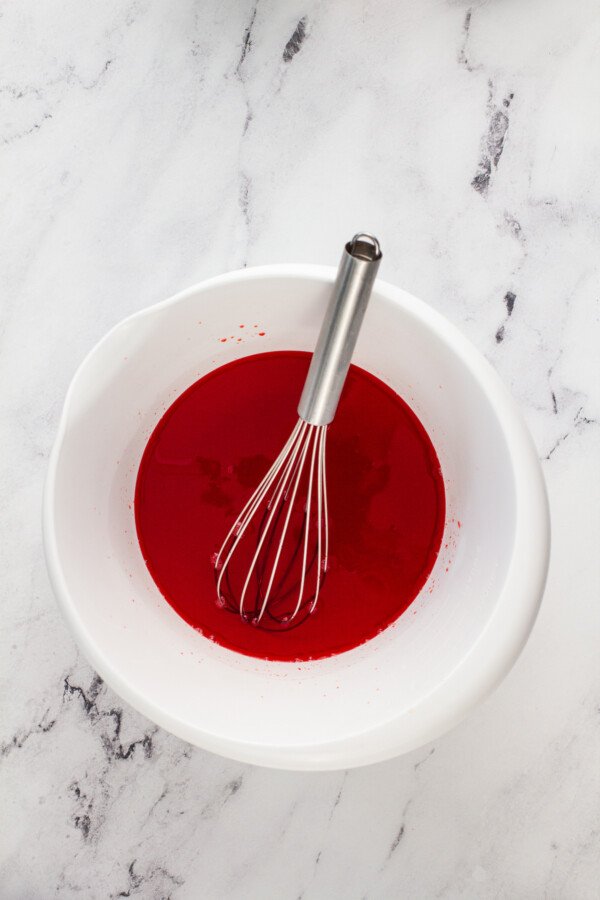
left=214, top=234, right=382, bottom=629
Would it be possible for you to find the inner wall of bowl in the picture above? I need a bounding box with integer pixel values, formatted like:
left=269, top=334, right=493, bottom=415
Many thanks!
left=52, top=273, right=516, bottom=749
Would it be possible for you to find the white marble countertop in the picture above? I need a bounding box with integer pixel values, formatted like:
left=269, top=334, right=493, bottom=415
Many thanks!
left=1, top=0, right=599, bottom=896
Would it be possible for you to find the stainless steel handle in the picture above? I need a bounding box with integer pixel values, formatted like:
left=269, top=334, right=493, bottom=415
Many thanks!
left=297, top=233, right=382, bottom=426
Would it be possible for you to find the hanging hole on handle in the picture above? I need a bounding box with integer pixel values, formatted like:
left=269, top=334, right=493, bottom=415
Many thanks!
left=347, top=233, right=382, bottom=262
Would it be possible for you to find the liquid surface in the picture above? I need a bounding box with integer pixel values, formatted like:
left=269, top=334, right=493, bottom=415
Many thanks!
left=135, top=351, right=445, bottom=661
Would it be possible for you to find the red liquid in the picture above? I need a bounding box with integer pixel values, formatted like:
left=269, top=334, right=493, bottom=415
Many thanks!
left=135, top=352, right=445, bottom=661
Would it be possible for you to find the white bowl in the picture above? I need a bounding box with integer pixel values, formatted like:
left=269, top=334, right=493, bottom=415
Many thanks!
left=43, top=266, right=550, bottom=770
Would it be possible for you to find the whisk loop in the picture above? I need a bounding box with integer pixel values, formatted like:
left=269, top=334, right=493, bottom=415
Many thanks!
left=215, top=420, right=328, bottom=627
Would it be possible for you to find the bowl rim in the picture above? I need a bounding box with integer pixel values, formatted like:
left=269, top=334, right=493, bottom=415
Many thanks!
left=43, top=264, right=551, bottom=770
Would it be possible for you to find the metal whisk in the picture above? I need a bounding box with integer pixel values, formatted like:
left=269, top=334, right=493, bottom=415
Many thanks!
left=214, top=234, right=382, bottom=629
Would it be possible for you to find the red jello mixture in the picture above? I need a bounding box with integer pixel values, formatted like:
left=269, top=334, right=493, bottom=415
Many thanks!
left=135, top=351, right=445, bottom=661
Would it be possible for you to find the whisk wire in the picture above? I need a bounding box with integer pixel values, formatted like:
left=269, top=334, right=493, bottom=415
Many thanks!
left=292, top=425, right=319, bottom=620
left=238, top=420, right=308, bottom=618
left=215, top=419, right=302, bottom=602
left=313, top=425, right=328, bottom=613
left=258, top=421, right=313, bottom=620
left=215, top=420, right=329, bottom=626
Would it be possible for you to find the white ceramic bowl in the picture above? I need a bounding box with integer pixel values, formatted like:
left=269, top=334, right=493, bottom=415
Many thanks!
left=44, top=266, right=550, bottom=770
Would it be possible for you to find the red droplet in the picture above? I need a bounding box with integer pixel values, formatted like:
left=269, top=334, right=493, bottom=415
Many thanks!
left=258, top=332, right=265, bottom=336
left=220, top=338, right=227, bottom=343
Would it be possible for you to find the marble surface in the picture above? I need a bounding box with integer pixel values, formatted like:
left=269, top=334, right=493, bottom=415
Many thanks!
left=1, top=0, right=599, bottom=896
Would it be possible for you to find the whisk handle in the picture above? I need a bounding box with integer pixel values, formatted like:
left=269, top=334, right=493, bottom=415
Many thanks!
left=298, top=234, right=382, bottom=426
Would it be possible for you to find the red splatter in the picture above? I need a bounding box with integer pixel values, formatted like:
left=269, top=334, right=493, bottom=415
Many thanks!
left=220, top=338, right=227, bottom=343
left=258, top=332, right=265, bottom=337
